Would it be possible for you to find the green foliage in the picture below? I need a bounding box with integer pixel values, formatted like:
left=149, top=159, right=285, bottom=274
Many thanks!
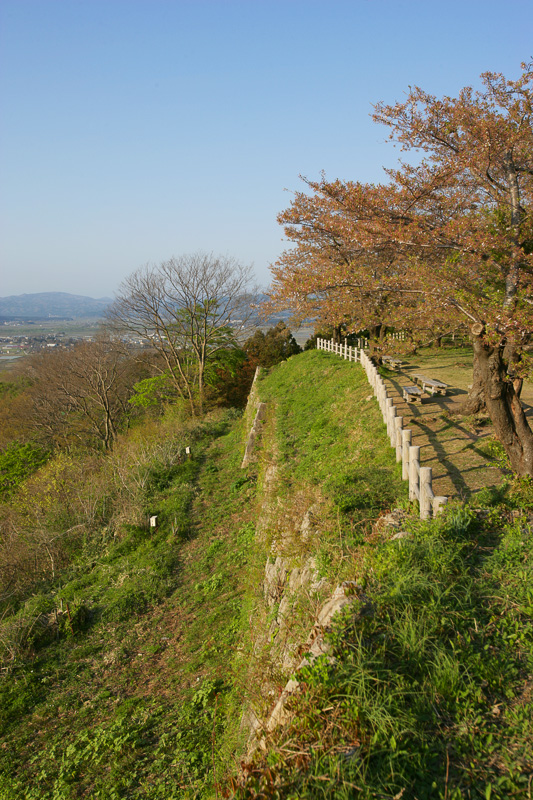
left=0, top=407, right=256, bottom=799
left=129, top=373, right=179, bottom=408
left=203, top=340, right=247, bottom=386
left=1, top=349, right=532, bottom=800
left=0, top=378, right=30, bottom=398
left=259, top=350, right=406, bottom=568
left=0, top=441, right=49, bottom=498
left=244, top=322, right=301, bottom=367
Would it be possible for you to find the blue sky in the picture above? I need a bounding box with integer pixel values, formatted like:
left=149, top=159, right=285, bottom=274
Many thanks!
left=1, top=0, right=532, bottom=298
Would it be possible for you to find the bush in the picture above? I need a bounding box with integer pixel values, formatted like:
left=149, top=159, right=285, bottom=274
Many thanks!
left=0, top=441, right=49, bottom=499
left=244, top=322, right=301, bottom=367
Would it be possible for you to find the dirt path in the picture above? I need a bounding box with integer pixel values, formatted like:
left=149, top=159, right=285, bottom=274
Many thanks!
left=379, top=348, right=533, bottom=502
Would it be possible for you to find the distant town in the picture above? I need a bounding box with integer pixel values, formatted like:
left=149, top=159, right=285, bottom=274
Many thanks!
left=0, top=326, right=154, bottom=359
left=0, top=293, right=300, bottom=365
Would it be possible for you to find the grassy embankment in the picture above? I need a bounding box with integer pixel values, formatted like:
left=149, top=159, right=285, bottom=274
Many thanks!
left=232, top=351, right=533, bottom=800
left=0, top=349, right=531, bottom=799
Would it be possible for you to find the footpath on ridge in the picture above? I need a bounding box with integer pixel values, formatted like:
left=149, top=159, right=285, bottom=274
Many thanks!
left=376, top=348, right=533, bottom=502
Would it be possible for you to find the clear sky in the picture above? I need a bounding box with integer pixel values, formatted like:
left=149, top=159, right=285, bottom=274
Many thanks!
left=1, top=0, right=532, bottom=298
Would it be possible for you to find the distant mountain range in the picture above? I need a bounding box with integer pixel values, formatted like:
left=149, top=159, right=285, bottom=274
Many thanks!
left=0, top=292, right=113, bottom=320
left=0, top=291, right=298, bottom=327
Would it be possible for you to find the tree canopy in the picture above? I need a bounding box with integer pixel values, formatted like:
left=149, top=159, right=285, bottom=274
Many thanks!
left=244, top=322, right=301, bottom=368
left=107, top=252, right=257, bottom=415
left=268, top=63, right=533, bottom=474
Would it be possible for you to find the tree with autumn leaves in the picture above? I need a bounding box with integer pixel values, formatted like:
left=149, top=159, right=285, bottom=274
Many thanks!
left=268, top=63, right=533, bottom=476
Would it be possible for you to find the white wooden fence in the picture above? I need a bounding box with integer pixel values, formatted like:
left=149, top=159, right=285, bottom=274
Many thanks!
left=387, top=331, right=406, bottom=342
left=317, top=338, right=369, bottom=355
left=316, top=338, right=448, bottom=520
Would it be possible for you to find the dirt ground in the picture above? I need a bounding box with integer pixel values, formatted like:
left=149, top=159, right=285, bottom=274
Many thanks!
left=380, top=347, right=533, bottom=502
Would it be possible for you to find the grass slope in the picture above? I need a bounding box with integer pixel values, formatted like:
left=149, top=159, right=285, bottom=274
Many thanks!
left=0, top=350, right=531, bottom=799
left=230, top=353, right=533, bottom=800
left=0, top=411, right=258, bottom=799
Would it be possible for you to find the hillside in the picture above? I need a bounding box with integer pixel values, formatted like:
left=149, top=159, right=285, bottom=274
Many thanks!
left=0, top=350, right=532, bottom=798
left=0, top=292, right=112, bottom=320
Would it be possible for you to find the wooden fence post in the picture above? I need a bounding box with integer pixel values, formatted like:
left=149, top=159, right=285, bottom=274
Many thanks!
left=394, top=416, right=403, bottom=462
left=409, top=445, right=420, bottom=501
left=388, top=405, right=397, bottom=443
left=420, top=466, right=432, bottom=520
left=433, top=495, right=448, bottom=515
left=377, top=385, right=385, bottom=413
left=402, top=429, right=411, bottom=480
left=385, top=397, right=393, bottom=427
left=319, top=335, right=448, bottom=518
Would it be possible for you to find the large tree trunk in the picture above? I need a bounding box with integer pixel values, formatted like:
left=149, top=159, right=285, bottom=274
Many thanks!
left=367, top=323, right=384, bottom=357
left=368, top=323, right=383, bottom=342
left=474, top=334, right=533, bottom=476
left=458, top=349, right=487, bottom=415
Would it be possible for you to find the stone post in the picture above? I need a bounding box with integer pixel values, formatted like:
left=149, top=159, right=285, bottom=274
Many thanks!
left=419, top=466, right=432, bottom=520
left=394, top=416, right=403, bottom=462
left=409, top=445, right=420, bottom=502
left=402, top=429, right=411, bottom=480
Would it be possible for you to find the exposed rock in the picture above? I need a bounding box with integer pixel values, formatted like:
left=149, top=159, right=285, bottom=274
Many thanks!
left=263, top=464, right=278, bottom=489
left=390, top=531, right=413, bottom=541
left=372, top=508, right=410, bottom=537
left=299, top=504, right=320, bottom=542
left=288, top=558, right=318, bottom=594
left=276, top=594, right=292, bottom=627
left=240, top=368, right=265, bottom=468
left=264, top=556, right=288, bottom=606
left=265, top=678, right=301, bottom=734
left=259, top=581, right=362, bottom=743
left=241, top=403, right=268, bottom=468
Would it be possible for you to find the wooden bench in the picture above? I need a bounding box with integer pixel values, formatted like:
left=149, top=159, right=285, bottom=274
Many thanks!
left=412, top=374, right=449, bottom=395
left=382, top=355, right=405, bottom=371
left=402, top=385, right=424, bottom=404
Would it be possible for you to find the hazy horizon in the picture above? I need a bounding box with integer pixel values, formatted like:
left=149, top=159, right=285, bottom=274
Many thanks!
left=0, top=291, right=114, bottom=301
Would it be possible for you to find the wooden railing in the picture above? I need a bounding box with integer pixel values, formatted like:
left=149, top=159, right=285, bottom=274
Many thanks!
left=316, top=338, right=448, bottom=519
left=317, top=338, right=369, bottom=355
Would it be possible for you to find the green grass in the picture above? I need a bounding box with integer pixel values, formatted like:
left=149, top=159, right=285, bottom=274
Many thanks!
left=1, top=349, right=531, bottom=799
left=0, top=408, right=259, bottom=799
left=257, top=351, right=408, bottom=576
left=231, top=503, right=533, bottom=799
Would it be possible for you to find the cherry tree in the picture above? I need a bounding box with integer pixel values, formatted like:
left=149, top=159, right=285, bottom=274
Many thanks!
left=270, top=63, right=533, bottom=474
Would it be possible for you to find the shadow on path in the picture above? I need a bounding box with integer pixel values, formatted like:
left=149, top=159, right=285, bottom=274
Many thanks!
left=380, top=371, right=503, bottom=500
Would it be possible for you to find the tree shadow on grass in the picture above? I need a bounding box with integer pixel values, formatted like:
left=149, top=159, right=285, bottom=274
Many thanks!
left=380, top=375, right=503, bottom=500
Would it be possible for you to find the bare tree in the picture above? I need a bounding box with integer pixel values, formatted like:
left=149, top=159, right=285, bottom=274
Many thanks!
left=24, top=338, right=135, bottom=450
left=107, top=252, right=258, bottom=414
